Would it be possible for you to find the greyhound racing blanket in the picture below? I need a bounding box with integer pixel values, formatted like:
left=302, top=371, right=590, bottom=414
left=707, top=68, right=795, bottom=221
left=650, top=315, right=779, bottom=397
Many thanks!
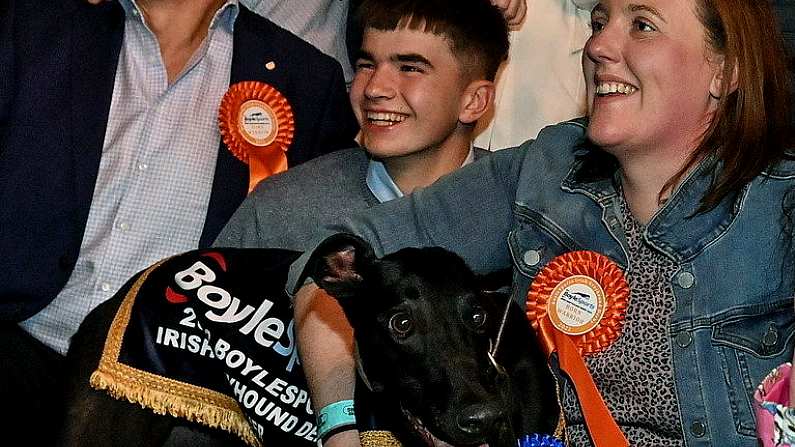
left=92, top=248, right=318, bottom=447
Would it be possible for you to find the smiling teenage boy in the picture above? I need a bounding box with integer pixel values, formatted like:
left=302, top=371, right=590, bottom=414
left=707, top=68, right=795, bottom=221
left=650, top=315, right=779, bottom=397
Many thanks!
left=214, top=0, right=509, bottom=445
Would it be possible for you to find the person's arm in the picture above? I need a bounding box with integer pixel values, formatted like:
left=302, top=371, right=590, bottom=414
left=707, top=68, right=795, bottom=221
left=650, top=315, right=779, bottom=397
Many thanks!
left=292, top=146, right=526, bottom=280
left=295, top=284, right=360, bottom=447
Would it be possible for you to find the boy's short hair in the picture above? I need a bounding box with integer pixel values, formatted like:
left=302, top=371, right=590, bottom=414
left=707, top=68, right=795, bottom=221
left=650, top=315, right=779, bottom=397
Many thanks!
left=355, top=0, right=510, bottom=81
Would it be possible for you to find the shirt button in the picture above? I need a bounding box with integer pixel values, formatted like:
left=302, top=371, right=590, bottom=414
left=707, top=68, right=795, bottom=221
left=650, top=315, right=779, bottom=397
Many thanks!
left=523, top=250, right=541, bottom=267
left=690, top=420, right=707, bottom=437
left=676, top=271, right=695, bottom=289
left=675, top=332, right=692, bottom=348
left=137, top=162, right=148, bottom=171
left=117, top=221, right=130, bottom=231
left=101, top=282, right=111, bottom=292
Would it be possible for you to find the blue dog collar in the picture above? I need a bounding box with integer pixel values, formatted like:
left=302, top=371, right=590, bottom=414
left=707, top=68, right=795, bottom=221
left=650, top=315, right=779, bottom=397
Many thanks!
left=517, top=433, right=565, bottom=447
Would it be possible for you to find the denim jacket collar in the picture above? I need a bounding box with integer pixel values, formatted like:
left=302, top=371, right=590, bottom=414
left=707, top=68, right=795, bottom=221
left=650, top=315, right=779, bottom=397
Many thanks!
left=560, top=154, right=619, bottom=205
left=552, top=119, right=795, bottom=264
left=561, top=144, right=746, bottom=264
left=643, top=158, right=746, bottom=263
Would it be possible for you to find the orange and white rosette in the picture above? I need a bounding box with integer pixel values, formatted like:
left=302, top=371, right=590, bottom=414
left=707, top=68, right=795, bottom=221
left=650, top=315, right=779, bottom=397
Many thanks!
left=219, top=81, right=295, bottom=192
left=526, top=250, right=629, bottom=447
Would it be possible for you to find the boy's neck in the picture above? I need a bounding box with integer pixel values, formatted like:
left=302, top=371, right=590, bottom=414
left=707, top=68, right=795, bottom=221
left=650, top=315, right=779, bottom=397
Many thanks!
left=382, top=130, right=473, bottom=195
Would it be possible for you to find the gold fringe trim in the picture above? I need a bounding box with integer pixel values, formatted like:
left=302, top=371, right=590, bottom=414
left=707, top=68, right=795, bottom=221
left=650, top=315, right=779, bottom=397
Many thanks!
left=549, top=362, right=568, bottom=444
left=359, top=430, right=403, bottom=447
left=90, top=369, right=259, bottom=447
left=91, top=259, right=261, bottom=447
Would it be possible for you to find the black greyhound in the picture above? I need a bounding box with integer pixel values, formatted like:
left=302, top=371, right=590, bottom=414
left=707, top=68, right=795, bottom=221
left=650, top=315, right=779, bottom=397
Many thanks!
left=307, top=233, right=561, bottom=447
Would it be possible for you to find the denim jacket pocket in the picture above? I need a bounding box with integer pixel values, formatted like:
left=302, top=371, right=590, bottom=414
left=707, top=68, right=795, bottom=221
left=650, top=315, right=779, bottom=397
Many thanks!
left=710, top=298, right=795, bottom=436
left=508, top=207, right=577, bottom=279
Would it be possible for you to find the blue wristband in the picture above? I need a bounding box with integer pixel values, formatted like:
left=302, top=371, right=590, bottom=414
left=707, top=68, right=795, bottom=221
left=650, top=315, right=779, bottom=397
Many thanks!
left=317, top=400, right=356, bottom=442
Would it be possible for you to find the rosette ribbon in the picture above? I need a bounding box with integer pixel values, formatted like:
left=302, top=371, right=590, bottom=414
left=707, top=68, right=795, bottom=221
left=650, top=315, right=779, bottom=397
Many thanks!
left=219, top=81, right=295, bottom=192
left=526, top=251, right=630, bottom=447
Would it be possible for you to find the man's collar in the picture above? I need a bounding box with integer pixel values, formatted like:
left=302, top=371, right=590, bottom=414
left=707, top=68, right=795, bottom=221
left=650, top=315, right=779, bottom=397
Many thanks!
left=366, top=144, right=476, bottom=203
left=117, top=0, right=240, bottom=30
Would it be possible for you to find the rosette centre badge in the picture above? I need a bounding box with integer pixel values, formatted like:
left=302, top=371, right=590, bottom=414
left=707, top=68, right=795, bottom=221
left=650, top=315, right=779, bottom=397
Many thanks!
left=238, top=100, right=278, bottom=147
left=547, top=275, right=606, bottom=336
left=219, top=81, right=295, bottom=192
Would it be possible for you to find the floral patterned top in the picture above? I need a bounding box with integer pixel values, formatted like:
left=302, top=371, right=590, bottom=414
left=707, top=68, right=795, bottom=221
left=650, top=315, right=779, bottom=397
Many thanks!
left=755, top=363, right=795, bottom=446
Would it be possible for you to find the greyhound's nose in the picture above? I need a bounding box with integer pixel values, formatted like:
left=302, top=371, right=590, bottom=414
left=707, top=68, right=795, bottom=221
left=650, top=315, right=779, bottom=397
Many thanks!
left=456, top=404, right=505, bottom=436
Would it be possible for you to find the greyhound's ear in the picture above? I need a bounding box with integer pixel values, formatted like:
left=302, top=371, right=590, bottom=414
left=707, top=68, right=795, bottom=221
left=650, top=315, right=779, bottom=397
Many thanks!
left=307, top=233, right=376, bottom=301
left=477, top=268, right=513, bottom=295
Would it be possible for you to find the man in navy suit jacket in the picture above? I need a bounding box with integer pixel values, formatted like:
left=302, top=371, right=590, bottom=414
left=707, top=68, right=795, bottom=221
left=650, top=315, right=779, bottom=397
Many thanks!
left=0, top=0, right=357, bottom=443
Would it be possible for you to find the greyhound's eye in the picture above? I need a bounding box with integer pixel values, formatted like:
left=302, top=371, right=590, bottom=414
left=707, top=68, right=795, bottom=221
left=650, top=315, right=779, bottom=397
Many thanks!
left=471, top=307, right=487, bottom=329
left=388, top=312, right=413, bottom=337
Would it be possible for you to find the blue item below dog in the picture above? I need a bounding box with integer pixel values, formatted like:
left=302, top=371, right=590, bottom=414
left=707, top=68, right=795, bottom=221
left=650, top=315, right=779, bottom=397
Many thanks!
left=518, top=433, right=564, bottom=447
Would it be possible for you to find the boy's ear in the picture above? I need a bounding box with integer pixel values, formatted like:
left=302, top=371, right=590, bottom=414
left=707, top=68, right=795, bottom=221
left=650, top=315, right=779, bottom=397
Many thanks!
left=458, top=80, right=495, bottom=124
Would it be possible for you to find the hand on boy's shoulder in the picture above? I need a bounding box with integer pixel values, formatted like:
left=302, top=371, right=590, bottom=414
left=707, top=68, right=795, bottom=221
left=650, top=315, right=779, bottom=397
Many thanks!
left=490, top=0, right=527, bottom=26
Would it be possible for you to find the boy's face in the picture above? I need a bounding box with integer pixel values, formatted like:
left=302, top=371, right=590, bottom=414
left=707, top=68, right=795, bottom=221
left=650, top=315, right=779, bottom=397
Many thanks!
left=350, top=27, right=471, bottom=159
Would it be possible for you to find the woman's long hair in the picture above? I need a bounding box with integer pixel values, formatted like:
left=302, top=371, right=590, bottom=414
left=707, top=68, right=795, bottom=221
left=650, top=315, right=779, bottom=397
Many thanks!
left=685, top=0, right=795, bottom=210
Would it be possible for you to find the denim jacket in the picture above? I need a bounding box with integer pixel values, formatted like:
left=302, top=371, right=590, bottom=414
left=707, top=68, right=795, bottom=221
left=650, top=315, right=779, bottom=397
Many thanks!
left=290, top=119, right=795, bottom=446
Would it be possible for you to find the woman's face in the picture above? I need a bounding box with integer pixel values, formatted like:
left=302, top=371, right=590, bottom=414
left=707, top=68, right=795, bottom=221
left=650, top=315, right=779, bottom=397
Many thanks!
left=583, top=0, right=722, bottom=160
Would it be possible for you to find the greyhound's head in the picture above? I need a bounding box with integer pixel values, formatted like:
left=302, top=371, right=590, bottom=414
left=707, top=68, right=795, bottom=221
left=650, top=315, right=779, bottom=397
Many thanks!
left=307, top=233, right=546, bottom=447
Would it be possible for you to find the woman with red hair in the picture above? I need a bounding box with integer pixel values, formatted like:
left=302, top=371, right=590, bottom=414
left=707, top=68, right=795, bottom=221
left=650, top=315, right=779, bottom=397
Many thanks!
left=294, top=0, right=795, bottom=445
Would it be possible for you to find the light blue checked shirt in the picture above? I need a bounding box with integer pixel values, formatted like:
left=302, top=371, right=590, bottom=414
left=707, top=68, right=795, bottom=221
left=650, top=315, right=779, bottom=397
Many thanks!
left=21, top=0, right=240, bottom=355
